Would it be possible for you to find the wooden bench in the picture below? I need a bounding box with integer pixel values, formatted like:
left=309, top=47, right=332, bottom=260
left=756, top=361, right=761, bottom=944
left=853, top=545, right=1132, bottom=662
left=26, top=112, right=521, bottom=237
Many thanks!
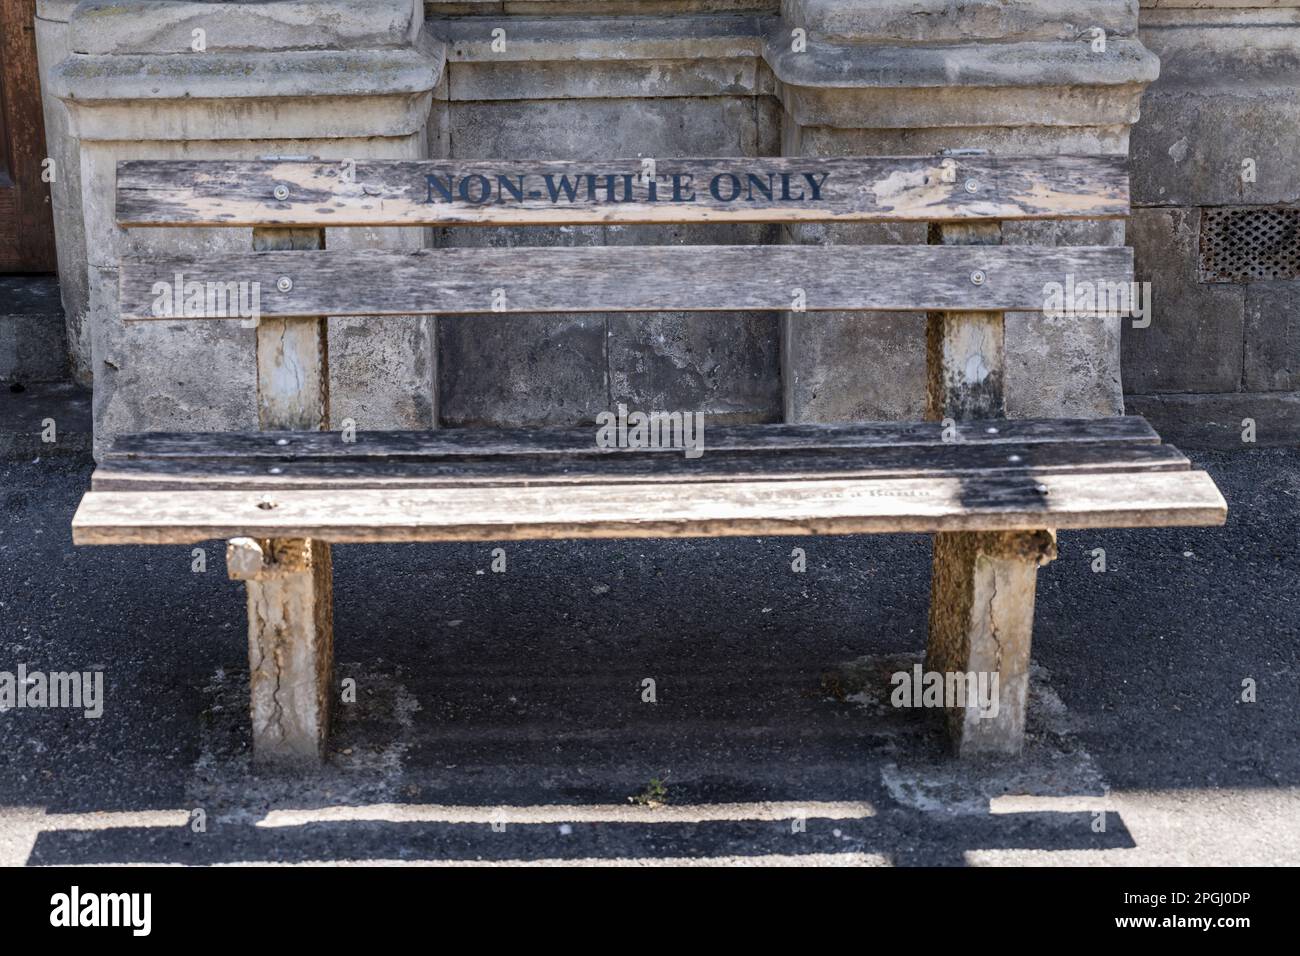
left=72, top=154, right=1226, bottom=766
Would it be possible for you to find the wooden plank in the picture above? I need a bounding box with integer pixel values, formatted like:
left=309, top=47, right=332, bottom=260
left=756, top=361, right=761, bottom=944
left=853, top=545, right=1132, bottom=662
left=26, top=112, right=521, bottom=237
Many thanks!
left=227, top=537, right=333, bottom=766
left=89, top=442, right=1192, bottom=492
left=243, top=226, right=332, bottom=767
left=252, top=228, right=329, bottom=430
left=927, top=529, right=1056, bottom=756
left=102, top=417, right=1163, bottom=460
left=115, top=155, right=1130, bottom=228
left=118, top=245, right=1134, bottom=321
left=71, top=469, right=1228, bottom=545
left=926, top=221, right=1006, bottom=420
left=0, top=0, right=57, bottom=271
left=924, top=220, right=1025, bottom=753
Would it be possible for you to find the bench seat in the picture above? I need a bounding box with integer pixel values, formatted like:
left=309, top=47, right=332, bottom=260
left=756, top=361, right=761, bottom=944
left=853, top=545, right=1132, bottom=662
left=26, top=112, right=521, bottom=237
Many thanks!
left=73, top=416, right=1226, bottom=545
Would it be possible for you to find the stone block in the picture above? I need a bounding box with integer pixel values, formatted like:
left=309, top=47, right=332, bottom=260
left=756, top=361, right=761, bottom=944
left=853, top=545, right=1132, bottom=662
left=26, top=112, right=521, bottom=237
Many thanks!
left=88, top=262, right=259, bottom=460
left=1124, top=206, right=1245, bottom=394
left=438, top=314, right=610, bottom=426
left=1132, top=9, right=1300, bottom=206
left=70, top=0, right=421, bottom=55
left=439, top=96, right=780, bottom=427
left=1131, top=86, right=1300, bottom=208
left=782, top=0, right=1139, bottom=43
left=440, top=13, right=768, bottom=99
left=0, top=277, right=68, bottom=384
left=609, top=311, right=782, bottom=423
left=1244, top=281, right=1300, bottom=392
left=1126, top=390, right=1300, bottom=449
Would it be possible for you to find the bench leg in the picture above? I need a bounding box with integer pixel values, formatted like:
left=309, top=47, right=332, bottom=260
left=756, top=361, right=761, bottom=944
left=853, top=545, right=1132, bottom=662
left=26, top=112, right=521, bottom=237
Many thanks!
left=925, top=530, right=1057, bottom=756
left=227, top=537, right=334, bottom=766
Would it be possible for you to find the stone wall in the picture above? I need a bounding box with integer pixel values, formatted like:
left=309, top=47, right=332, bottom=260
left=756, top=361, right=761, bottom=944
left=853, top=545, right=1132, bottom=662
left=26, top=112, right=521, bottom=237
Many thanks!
left=1126, top=0, right=1300, bottom=447
left=44, top=0, right=1193, bottom=453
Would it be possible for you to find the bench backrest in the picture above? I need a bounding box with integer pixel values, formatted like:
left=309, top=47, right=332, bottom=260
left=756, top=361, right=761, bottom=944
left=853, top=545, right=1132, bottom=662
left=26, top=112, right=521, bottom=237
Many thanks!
left=115, top=154, right=1131, bottom=322
left=112, top=153, right=1133, bottom=428
left=117, top=155, right=1128, bottom=228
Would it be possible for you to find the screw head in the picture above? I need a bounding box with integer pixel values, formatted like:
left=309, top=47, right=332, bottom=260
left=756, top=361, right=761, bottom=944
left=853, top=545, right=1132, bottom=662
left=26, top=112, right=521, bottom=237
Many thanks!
left=268, top=467, right=283, bottom=475
left=275, top=438, right=289, bottom=446
left=273, top=185, right=290, bottom=201
left=970, top=269, right=987, bottom=286
left=276, top=276, right=293, bottom=293
left=964, top=179, right=979, bottom=193
left=1008, top=454, right=1022, bottom=463
left=985, top=426, right=999, bottom=434
left=1035, top=484, right=1050, bottom=495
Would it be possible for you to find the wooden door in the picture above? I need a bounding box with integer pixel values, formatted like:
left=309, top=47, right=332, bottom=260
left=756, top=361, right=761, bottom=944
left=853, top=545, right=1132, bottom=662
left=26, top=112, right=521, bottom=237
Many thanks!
left=0, top=0, right=56, bottom=272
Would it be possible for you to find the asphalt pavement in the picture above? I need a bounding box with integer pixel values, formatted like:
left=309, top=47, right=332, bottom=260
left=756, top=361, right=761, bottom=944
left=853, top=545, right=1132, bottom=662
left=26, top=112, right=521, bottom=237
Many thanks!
left=0, top=445, right=1296, bottom=865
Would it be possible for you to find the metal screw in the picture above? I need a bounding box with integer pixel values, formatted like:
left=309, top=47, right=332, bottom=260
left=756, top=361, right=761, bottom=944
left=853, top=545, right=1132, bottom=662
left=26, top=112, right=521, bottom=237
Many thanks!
left=276, top=276, right=293, bottom=293
left=1008, top=454, right=1022, bottom=463
left=1035, top=484, right=1049, bottom=495
left=986, top=426, right=999, bottom=434
left=275, top=438, right=289, bottom=446
left=964, top=179, right=979, bottom=193
left=970, top=270, right=986, bottom=286
left=268, top=467, right=283, bottom=475
left=273, top=185, right=289, bottom=201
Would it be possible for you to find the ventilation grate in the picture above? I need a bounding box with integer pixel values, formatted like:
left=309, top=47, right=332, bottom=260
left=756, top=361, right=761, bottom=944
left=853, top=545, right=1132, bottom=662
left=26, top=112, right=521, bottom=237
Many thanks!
left=1200, top=206, right=1300, bottom=282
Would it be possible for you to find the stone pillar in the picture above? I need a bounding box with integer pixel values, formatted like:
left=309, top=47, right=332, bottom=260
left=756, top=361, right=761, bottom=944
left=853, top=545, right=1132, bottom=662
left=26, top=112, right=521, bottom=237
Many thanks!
left=228, top=537, right=334, bottom=766
left=771, top=0, right=1159, bottom=423
left=927, top=530, right=1058, bottom=755
left=49, top=0, right=444, bottom=458
left=34, top=0, right=90, bottom=386
left=1126, top=0, right=1300, bottom=447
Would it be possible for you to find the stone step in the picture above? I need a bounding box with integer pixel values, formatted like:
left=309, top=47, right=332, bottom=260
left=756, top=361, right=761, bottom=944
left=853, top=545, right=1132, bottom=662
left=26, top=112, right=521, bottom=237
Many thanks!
left=0, top=276, right=69, bottom=384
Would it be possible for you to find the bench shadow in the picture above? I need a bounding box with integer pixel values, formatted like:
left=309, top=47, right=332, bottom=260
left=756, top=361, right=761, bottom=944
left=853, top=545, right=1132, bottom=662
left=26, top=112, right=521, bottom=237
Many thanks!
left=26, top=810, right=1134, bottom=866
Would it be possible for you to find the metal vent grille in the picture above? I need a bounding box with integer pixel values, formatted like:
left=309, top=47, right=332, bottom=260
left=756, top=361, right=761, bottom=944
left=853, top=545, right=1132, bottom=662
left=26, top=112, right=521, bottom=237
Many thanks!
left=1200, top=206, right=1300, bottom=282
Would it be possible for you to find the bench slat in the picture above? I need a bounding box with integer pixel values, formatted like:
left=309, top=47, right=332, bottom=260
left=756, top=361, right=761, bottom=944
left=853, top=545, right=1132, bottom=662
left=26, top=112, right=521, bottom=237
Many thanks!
left=89, top=442, right=1191, bottom=492
left=103, top=417, right=1161, bottom=460
left=116, top=155, right=1130, bottom=228
left=119, top=245, right=1133, bottom=321
left=71, top=470, right=1228, bottom=545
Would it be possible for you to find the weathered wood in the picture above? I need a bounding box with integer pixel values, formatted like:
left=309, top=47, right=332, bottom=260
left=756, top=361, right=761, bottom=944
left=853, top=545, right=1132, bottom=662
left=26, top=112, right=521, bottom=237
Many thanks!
left=71, top=469, right=1228, bottom=546
left=118, top=244, right=1133, bottom=322
left=88, top=441, right=1192, bottom=492
left=925, top=530, right=1057, bottom=756
left=924, top=218, right=1030, bottom=755
left=227, top=537, right=333, bottom=766
left=115, top=155, right=1131, bottom=228
left=102, top=416, right=1164, bottom=460
left=241, top=226, right=333, bottom=767
left=926, top=221, right=1006, bottom=420
left=252, top=228, right=329, bottom=430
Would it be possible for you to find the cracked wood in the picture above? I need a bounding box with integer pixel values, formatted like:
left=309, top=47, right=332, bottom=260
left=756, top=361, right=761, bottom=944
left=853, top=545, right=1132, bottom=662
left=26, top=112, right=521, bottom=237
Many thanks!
left=116, top=155, right=1131, bottom=228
